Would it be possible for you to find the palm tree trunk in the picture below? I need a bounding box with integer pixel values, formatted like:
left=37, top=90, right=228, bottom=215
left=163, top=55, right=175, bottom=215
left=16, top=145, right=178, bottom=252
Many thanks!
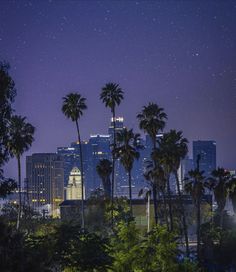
left=128, top=170, right=132, bottom=215
left=161, top=187, right=169, bottom=230
left=197, top=199, right=201, bottom=262
left=220, top=209, right=223, bottom=228
left=111, top=109, right=116, bottom=225
left=174, top=171, right=189, bottom=257
left=166, top=173, right=173, bottom=231
left=153, top=183, right=158, bottom=224
left=152, top=138, right=159, bottom=225
left=75, top=120, right=85, bottom=229
left=16, top=155, right=21, bottom=231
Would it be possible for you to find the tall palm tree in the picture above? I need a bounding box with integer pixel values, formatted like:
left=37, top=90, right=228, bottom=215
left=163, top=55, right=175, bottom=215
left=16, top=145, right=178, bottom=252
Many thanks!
left=113, top=128, right=141, bottom=213
left=207, top=167, right=231, bottom=227
left=137, top=103, right=167, bottom=224
left=7, top=115, right=35, bottom=230
left=157, top=137, right=174, bottom=231
left=62, top=93, right=87, bottom=229
left=159, top=130, right=189, bottom=256
left=96, top=159, right=112, bottom=199
left=185, top=169, right=205, bottom=261
left=100, top=83, right=124, bottom=221
left=137, top=103, right=167, bottom=149
left=144, top=156, right=166, bottom=225
left=138, top=187, right=151, bottom=232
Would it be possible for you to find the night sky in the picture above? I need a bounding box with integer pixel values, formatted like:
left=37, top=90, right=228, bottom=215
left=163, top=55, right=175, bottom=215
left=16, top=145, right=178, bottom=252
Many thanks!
left=1, top=0, right=236, bottom=180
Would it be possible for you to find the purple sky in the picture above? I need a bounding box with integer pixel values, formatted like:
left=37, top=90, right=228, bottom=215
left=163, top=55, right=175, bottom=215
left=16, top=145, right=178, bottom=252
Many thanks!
left=1, top=0, right=236, bottom=180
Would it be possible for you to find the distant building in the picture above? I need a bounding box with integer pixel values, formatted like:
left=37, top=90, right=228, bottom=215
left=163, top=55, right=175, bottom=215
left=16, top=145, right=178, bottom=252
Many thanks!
left=26, top=153, right=64, bottom=217
left=178, top=156, right=194, bottom=191
left=108, top=117, right=125, bottom=145
left=57, top=141, right=91, bottom=198
left=193, top=141, right=216, bottom=177
left=66, top=167, right=83, bottom=200
left=87, top=134, right=111, bottom=195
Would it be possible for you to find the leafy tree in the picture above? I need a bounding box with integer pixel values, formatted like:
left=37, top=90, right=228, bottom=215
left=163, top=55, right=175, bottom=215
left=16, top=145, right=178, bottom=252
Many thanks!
left=137, top=226, right=180, bottom=272
left=53, top=223, right=111, bottom=271
left=96, top=159, right=112, bottom=199
left=0, top=61, right=16, bottom=167
left=109, top=220, right=141, bottom=272
left=137, top=103, right=167, bottom=224
left=0, top=62, right=17, bottom=201
left=62, top=93, right=87, bottom=229
left=0, top=175, right=17, bottom=198
left=7, top=115, right=35, bottom=230
left=100, top=82, right=124, bottom=224
left=114, top=128, right=141, bottom=213
left=0, top=220, right=24, bottom=272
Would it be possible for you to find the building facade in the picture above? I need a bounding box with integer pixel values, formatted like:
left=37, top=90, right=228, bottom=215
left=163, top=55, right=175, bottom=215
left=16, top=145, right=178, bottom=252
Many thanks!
left=193, top=140, right=216, bottom=177
left=26, top=153, right=64, bottom=217
left=66, top=167, right=83, bottom=200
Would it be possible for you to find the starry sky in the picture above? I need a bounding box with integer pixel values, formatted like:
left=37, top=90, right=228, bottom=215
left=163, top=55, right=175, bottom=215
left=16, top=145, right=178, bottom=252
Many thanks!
left=1, top=0, right=236, bottom=180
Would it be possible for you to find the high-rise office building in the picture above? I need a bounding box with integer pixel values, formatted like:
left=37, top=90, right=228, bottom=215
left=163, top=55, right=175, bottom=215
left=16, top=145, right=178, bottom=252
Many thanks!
left=66, top=167, right=83, bottom=200
left=58, top=136, right=111, bottom=198
left=108, top=117, right=125, bottom=145
left=87, top=134, right=111, bottom=194
left=193, top=141, right=216, bottom=177
left=26, top=153, right=64, bottom=217
left=178, top=156, right=194, bottom=191
left=57, top=141, right=91, bottom=197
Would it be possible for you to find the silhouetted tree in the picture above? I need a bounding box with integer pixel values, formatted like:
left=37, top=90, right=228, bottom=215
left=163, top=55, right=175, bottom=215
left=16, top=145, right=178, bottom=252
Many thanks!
left=158, top=130, right=189, bottom=256
left=207, top=167, right=231, bottom=227
left=228, top=177, right=236, bottom=214
left=185, top=168, right=206, bottom=261
left=0, top=61, right=16, bottom=167
left=7, top=115, right=35, bottom=230
left=100, top=83, right=124, bottom=223
left=114, top=128, right=141, bottom=213
left=62, top=93, right=87, bottom=229
left=144, top=156, right=166, bottom=225
left=96, top=159, right=112, bottom=199
left=137, top=103, right=167, bottom=224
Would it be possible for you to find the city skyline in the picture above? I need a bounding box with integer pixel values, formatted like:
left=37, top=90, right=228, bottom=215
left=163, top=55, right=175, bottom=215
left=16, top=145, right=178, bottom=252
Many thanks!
left=1, top=0, right=236, bottom=179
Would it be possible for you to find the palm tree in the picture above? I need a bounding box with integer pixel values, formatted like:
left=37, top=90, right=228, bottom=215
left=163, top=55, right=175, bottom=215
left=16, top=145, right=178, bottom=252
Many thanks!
left=7, top=115, right=35, bottom=230
left=144, top=156, right=166, bottom=225
left=113, top=128, right=141, bottom=213
left=158, top=130, right=189, bottom=256
left=185, top=169, right=205, bottom=261
left=157, top=137, right=174, bottom=231
left=137, top=103, right=167, bottom=224
left=207, top=167, right=231, bottom=227
left=100, top=83, right=124, bottom=221
left=137, top=103, right=167, bottom=149
left=96, top=159, right=112, bottom=199
left=62, top=93, right=87, bottom=229
left=138, top=187, right=151, bottom=232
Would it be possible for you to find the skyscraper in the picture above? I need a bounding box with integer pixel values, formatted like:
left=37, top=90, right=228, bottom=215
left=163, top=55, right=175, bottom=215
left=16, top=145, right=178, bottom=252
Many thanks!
left=57, top=141, right=91, bottom=197
left=108, top=117, right=125, bottom=145
left=87, top=134, right=111, bottom=194
left=26, top=153, right=64, bottom=217
left=193, top=140, right=216, bottom=177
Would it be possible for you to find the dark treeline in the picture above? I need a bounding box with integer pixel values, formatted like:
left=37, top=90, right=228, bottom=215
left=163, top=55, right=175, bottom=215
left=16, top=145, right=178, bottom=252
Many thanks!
left=1, top=62, right=236, bottom=271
